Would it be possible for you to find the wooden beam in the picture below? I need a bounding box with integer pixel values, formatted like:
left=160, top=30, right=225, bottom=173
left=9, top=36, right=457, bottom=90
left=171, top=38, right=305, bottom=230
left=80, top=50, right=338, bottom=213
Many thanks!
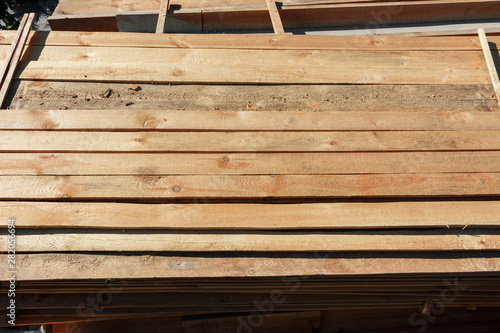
left=1, top=173, right=499, bottom=199
left=0, top=13, right=34, bottom=108
left=155, top=0, right=170, bottom=34
left=1, top=131, right=500, bottom=152
left=478, top=28, right=500, bottom=107
left=266, top=0, right=285, bottom=34
left=2, top=201, right=500, bottom=229
left=3, top=254, right=500, bottom=280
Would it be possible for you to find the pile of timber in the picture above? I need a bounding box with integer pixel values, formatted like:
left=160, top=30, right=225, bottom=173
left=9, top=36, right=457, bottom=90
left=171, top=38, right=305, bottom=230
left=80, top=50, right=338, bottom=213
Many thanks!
left=48, top=0, right=500, bottom=35
left=1, top=26, right=500, bottom=331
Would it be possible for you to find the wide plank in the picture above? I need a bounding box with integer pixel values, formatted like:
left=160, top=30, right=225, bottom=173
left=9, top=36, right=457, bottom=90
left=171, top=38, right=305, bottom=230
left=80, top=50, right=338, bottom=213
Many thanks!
left=1, top=131, right=499, bottom=152
left=3, top=230, right=499, bottom=252
left=3, top=110, right=500, bottom=131
left=1, top=31, right=498, bottom=51
left=15, top=60, right=490, bottom=85
left=2, top=152, right=500, bottom=175
left=0, top=173, right=499, bottom=199
left=3, top=254, right=499, bottom=280
left=2, top=201, right=499, bottom=229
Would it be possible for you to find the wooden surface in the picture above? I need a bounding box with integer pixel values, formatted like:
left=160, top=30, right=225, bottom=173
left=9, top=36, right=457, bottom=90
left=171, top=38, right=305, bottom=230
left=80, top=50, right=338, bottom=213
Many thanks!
left=1, top=30, right=500, bottom=328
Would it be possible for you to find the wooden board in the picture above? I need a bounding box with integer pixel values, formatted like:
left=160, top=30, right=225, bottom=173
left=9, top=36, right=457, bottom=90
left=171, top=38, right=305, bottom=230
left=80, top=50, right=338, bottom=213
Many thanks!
left=3, top=254, right=500, bottom=280
left=1, top=173, right=499, bottom=199
left=3, top=152, right=500, bottom=175
left=2, top=110, right=500, bottom=131
left=2, top=201, right=499, bottom=229
left=1, top=131, right=500, bottom=152
left=2, top=31, right=499, bottom=51
left=3, top=229, right=499, bottom=252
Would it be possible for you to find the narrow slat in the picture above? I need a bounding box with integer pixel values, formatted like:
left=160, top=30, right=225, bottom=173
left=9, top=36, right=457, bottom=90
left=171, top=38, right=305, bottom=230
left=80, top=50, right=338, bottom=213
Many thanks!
left=0, top=13, right=34, bottom=108
left=0, top=14, right=28, bottom=90
left=155, top=0, right=170, bottom=33
left=2, top=152, right=500, bottom=175
left=478, top=28, right=500, bottom=106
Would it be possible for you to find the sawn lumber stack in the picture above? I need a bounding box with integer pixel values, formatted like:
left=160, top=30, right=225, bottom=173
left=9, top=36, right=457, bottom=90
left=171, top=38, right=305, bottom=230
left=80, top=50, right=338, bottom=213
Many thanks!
left=1, top=30, right=500, bottom=331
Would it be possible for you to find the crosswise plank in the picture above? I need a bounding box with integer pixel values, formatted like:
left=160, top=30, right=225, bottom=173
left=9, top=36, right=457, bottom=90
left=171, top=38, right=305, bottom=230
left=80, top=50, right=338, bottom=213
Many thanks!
left=1, top=131, right=499, bottom=152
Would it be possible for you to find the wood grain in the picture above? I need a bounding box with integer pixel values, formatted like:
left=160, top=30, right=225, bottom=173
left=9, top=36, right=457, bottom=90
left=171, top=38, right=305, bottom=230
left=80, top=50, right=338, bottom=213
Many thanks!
left=3, top=253, right=499, bottom=280
left=1, top=173, right=499, bottom=199
left=3, top=201, right=499, bottom=229
left=1, top=131, right=500, bottom=152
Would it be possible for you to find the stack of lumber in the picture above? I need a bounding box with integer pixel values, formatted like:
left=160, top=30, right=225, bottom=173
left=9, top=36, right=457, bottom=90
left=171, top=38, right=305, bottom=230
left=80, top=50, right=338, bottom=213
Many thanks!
left=1, top=29, right=500, bottom=331
left=48, top=0, right=500, bottom=34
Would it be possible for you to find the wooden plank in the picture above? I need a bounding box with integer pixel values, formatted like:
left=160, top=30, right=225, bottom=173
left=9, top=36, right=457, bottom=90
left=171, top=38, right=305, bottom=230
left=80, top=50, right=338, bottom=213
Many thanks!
left=201, top=0, right=500, bottom=31
left=3, top=253, right=500, bottom=280
left=2, top=110, right=500, bottom=131
left=0, top=15, right=28, bottom=92
left=15, top=54, right=491, bottom=85
left=478, top=28, right=500, bottom=106
left=1, top=173, right=499, bottom=199
left=155, top=0, right=170, bottom=34
left=2, top=201, right=499, bottom=229
left=2, top=31, right=499, bottom=51
left=266, top=0, right=285, bottom=34
left=0, top=13, right=34, bottom=108
left=20, top=46, right=490, bottom=68
left=4, top=229, right=500, bottom=252
left=1, top=131, right=500, bottom=152
left=3, top=151, right=500, bottom=176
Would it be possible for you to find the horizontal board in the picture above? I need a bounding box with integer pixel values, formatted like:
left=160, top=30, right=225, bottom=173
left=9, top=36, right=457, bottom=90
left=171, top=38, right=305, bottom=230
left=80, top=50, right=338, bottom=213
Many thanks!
left=1, top=131, right=499, bottom=152
left=0, top=173, right=499, bottom=199
left=3, top=230, right=499, bottom=252
left=0, top=31, right=498, bottom=50
left=3, top=254, right=499, bottom=280
left=3, top=110, right=500, bottom=131
left=16, top=46, right=488, bottom=66
left=15, top=60, right=490, bottom=85
left=2, top=201, right=499, bottom=229
left=2, top=152, right=500, bottom=175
